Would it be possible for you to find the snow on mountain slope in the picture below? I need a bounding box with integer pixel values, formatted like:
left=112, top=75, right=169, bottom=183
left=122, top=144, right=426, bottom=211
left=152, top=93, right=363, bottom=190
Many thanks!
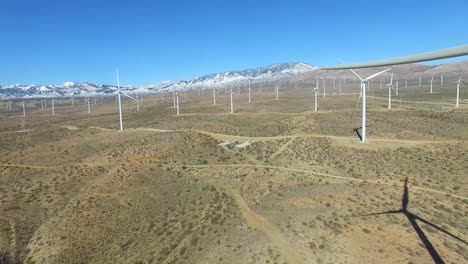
left=0, top=62, right=317, bottom=99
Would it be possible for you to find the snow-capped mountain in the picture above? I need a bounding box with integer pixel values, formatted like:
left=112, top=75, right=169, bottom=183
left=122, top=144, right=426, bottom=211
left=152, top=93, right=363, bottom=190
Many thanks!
left=147, top=62, right=318, bottom=92
left=0, top=62, right=317, bottom=99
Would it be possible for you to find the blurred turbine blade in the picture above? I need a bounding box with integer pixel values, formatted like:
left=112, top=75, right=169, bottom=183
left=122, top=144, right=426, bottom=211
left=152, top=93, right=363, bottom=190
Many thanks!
left=366, top=68, right=392, bottom=81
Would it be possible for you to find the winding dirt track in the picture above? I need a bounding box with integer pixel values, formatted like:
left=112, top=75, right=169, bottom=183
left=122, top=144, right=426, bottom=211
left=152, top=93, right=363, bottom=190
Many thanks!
left=83, top=126, right=457, bottom=144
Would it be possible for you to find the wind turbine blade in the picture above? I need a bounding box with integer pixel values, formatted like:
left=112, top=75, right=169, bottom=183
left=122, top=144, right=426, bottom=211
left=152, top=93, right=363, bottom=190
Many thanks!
left=390, top=72, right=394, bottom=84
left=121, top=92, right=138, bottom=101
left=348, top=69, right=364, bottom=81
left=365, top=68, right=392, bottom=81
left=459, top=74, right=463, bottom=82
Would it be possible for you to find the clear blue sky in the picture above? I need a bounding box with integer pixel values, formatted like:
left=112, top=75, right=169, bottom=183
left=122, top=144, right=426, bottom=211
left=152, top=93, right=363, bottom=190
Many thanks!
left=1, top=0, right=467, bottom=86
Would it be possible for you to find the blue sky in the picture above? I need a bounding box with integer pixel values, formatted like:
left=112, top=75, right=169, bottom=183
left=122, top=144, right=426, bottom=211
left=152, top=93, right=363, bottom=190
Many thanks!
left=1, top=0, right=467, bottom=86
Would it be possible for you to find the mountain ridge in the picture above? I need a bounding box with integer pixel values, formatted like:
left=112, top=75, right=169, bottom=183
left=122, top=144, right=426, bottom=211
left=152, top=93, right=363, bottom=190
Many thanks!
left=1, top=60, right=467, bottom=99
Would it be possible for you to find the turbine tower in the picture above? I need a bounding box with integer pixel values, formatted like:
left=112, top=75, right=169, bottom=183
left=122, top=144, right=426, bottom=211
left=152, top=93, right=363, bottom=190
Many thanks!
left=348, top=68, right=392, bottom=143
left=455, top=74, right=464, bottom=109
left=136, top=93, right=140, bottom=112
left=430, top=73, right=434, bottom=93
left=276, top=86, right=279, bottom=100
left=418, top=75, right=422, bottom=87
left=387, top=72, right=394, bottom=110
left=229, top=87, right=234, bottom=113
left=395, top=80, right=399, bottom=96
left=117, top=68, right=123, bottom=131
left=52, top=96, right=55, bottom=115
left=314, top=77, right=319, bottom=112
left=323, top=78, right=326, bottom=98
left=213, top=87, right=216, bottom=105
left=87, top=97, right=91, bottom=114
left=22, top=100, right=26, bottom=117
left=176, top=91, right=180, bottom=115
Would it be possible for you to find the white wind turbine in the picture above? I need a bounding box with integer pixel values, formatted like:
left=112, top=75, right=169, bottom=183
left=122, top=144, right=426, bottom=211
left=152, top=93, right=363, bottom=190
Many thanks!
left=136, top=93, right=140, bottom=112
left=314, top=77, right=319, bottom=112
left=276, top=86, right=279, bottom=100
left=440, top=75, right=444, bottom=85
left=455, top=74, right=464, bottom=109
left=52, top=96, right=55, bottom=116
left=176, top=91, right=180, bottom=115
left=22, top=100, right=26, bottom=117
left=86, top=97, right=91, bottom=114
left=339, top=78, right=342, bottom=93
left=212, top=87, right=216, bottom=105
left=418, top=75, right=422, bottom=87
left=395, top=80, right=399, bottom=96
left=430, top=73, right=434, bottom=93
left=116, top=68, right=138, bottom=131
left=323, top=78, right=326, bottom=98
left=348, top=68, right=392, bottom=143
left=229, top=87, right=234, bottom=113
left=387, top=72, right=394, bottom=110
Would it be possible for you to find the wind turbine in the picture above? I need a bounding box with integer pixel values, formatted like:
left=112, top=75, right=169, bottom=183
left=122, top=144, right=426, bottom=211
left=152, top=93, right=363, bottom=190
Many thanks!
left=314, top=77, right=319, bottom=112
left=323, top=78, right=326, bottom=98
left=418, top=75, right=422, bottom=87
left=348, top=68, right=392, bottom=143
left=455, top=74, right=464, bottom=109
left=440, top=75, right=444, bottom=85
left=276, top=86, right=279, bottom=100
left=52, top=95, right=55, bottom=116
left=229, top=87, right=234, bottom=113
left=395, top=80, right=399, bottom=96
left=136, top=93, right=140, bottom=112
left=22, top=100, right=26, bottom=117
left=176, top=91, right=180, bottom=115
left=212, top=87, right=216, bottom=105
left=430, top=73, right=434, bottom=93
left=116, top=68, right=138, bottom=131
left=87, top=97, right=91, bottom=114
left=387, top=72, right=394, bottom=110
left=339, top=78, right=342, bottom=94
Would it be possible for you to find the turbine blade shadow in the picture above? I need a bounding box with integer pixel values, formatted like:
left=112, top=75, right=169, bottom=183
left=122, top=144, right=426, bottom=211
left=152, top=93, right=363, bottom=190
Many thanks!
left=405, top=212, right=445, bottom=264
left=361, top=209, right=402, bottom=216
left=413, top=214, right=468, bottom=245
